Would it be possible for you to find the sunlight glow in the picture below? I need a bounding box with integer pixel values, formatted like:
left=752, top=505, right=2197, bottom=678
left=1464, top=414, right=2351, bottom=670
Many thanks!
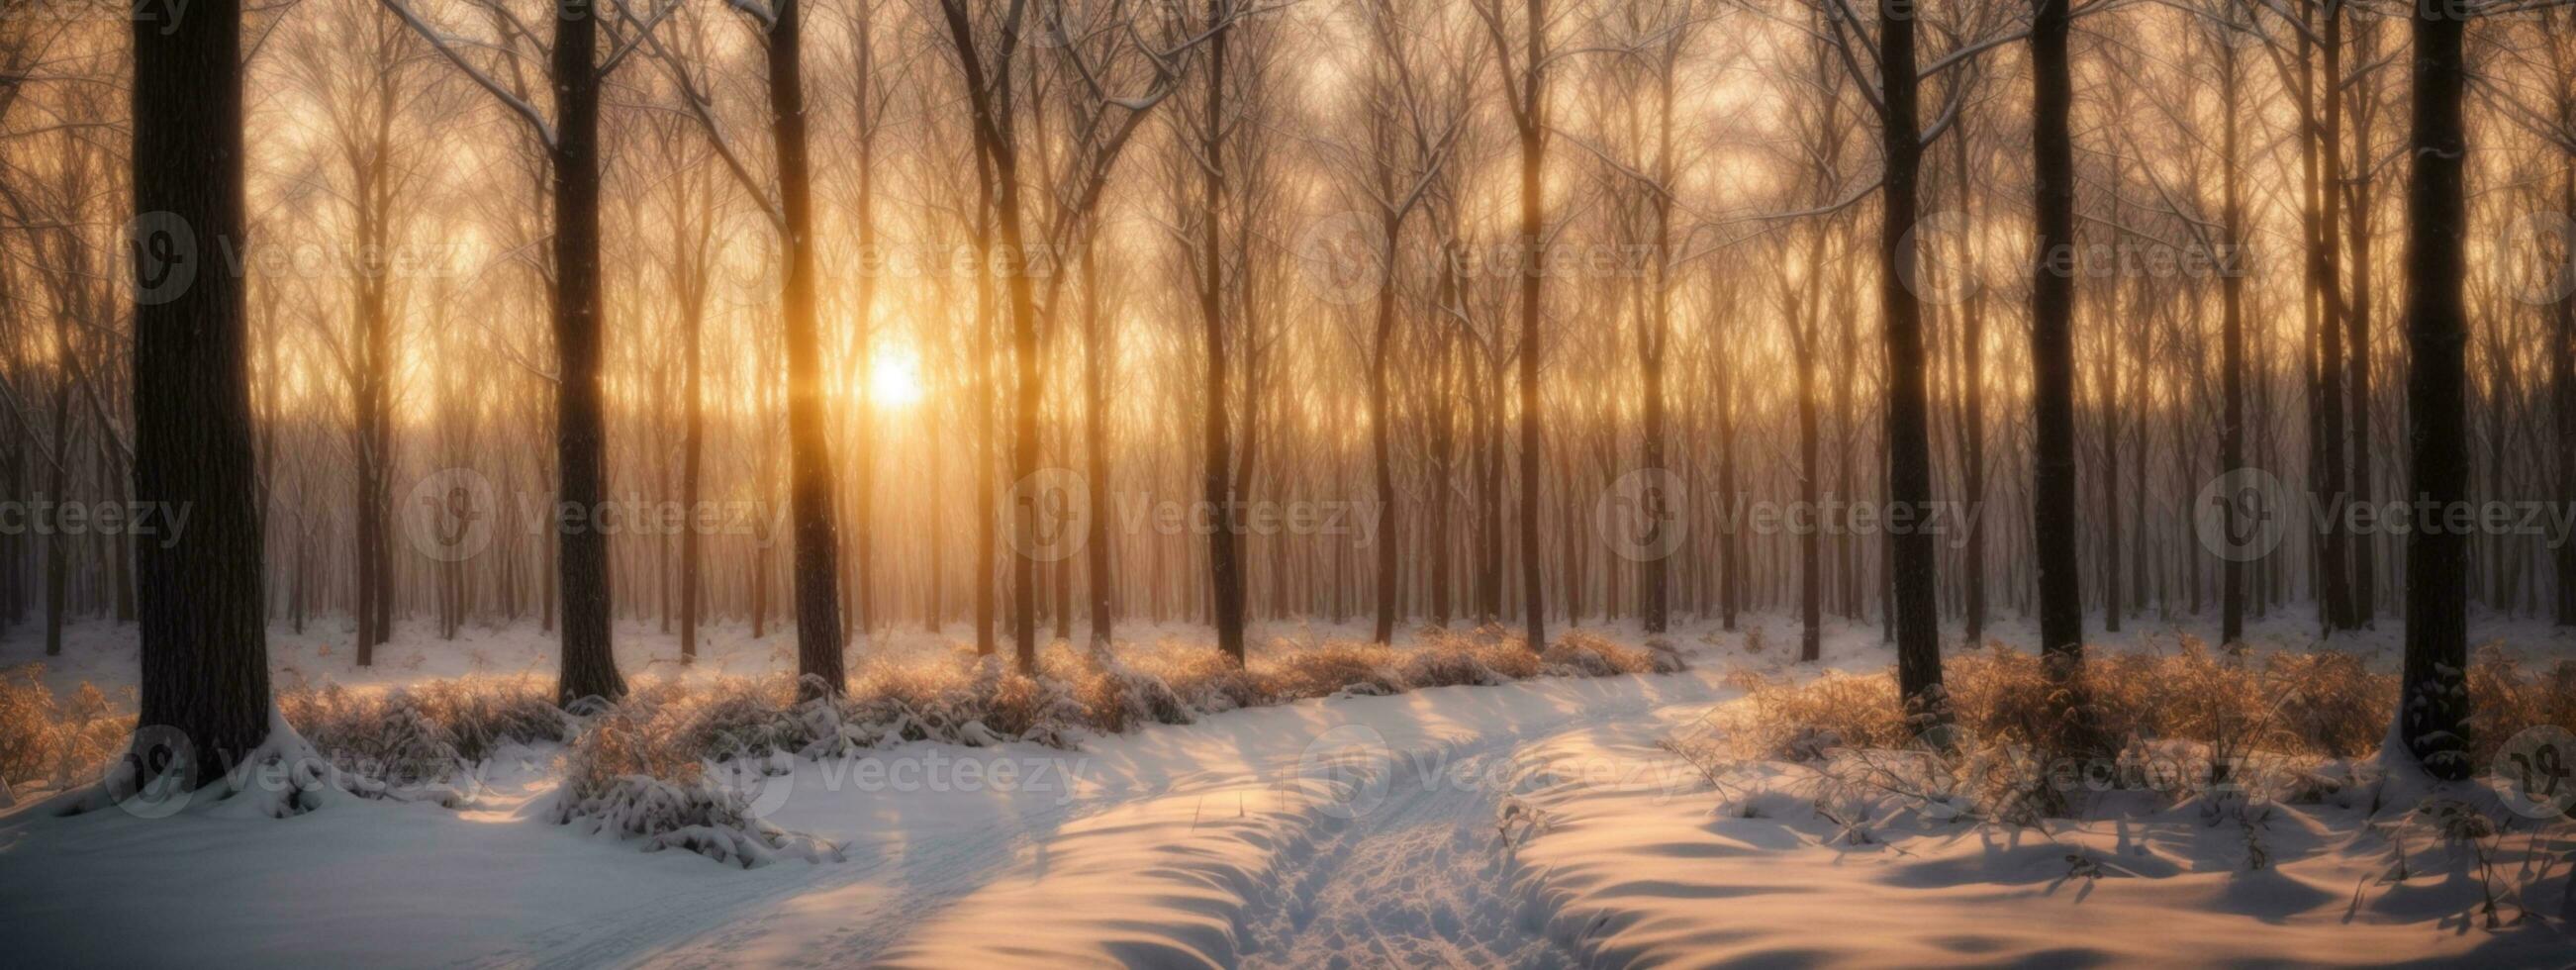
left=868, top=346, right=926, bottom=410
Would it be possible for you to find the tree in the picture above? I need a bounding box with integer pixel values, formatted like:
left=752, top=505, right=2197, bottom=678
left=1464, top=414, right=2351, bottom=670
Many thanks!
left=2028, top=0, right=2084, bottom=685
left=1472, top=0, right=1558, bottom=652
left=645, top=0, right=850, bottom=695
left=378, top=0, right=662, bottom=704
left=1190, top=0, right=1250, bottom=662
left=2395, top=0, right=2470, bottom=781
left=131, top=0, right=273, bottom=786
left=1873, top=0, right=1943, bottom=721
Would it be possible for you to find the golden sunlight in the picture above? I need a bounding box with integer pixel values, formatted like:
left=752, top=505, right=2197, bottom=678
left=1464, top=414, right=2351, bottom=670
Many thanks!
left=867, top=344, right=926, bottom=410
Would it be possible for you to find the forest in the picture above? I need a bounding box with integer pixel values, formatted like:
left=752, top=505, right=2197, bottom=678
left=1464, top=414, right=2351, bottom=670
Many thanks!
left=2, top=0, right=2575, bottom=965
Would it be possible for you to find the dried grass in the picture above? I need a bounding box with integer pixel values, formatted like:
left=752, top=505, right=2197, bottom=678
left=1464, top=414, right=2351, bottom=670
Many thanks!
left=0, top=666, right=132, bottom=793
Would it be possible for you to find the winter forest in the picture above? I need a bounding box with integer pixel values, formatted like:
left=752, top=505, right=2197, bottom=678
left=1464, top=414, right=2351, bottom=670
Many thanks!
left=4, top=0, right=2576, bottom=964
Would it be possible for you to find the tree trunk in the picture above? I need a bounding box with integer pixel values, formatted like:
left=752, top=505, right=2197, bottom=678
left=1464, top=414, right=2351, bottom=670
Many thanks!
left=2396, top=0, right=2471, bottom=780
left=548, top=0, right=625, bottom=707
left=1369, top=214, right=1399, bottom=644
left=2030, top=0, right=2084, bottom=681
left=2219, top=19, right=2248, bottom=647
left=1199, top=0, right=1248, bottom=663
left=680, top=266, right=705, bottom=663
left=1513, top=0, right=1549, bottom=653
left=1082, top=240, right=1115, bottom=649
left=769, top=0, right=847, bottom=697
left=1877, top=2, right=1944, bottom=720
left=131, top=0, right=274, bottom=785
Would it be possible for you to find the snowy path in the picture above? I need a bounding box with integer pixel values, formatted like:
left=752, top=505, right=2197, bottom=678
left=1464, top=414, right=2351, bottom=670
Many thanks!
left=10, top=615, right=2571, bottom=968
left=1239, top=741, right=1575, bottom=969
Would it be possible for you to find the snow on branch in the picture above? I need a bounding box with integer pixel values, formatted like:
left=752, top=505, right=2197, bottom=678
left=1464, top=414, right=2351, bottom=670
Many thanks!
left=375, top=0, right=559, bottom=149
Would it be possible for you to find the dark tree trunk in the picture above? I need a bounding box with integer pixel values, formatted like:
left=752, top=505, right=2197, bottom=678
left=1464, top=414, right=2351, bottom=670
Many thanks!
left=1950, top=127, right=1988, bottom=644
left=1877, top=2, right=1944, bottom=720
left=2344, top=22, right=2378, bottom=629
left=2306, top=1, right=2354, bottom=634
left=2029, top=0, right=2084, bottom=682
left=1082, top=241, right=1115, bottom=649
left=2544, top=20, right=2574, bottom=630
left=1200, top=1, right=1248, bottom=664
left=679, top=266, right=706, bottom=663
left=42, top=379, right=68, bottom=657
left=1369, top=222, right=1399, bottom=644
left=2397, top=0, right=2471, bottom=780
left=1513, top=0, right=1548, bottom=653
left=769, top=0, right=847, bottom=698
left=2219, top=19, right=2248, bottom=648
left=130, top=0, right=274, bottom=785
left=548, top=0, right=625, bottom=707
left=1638, top=53, right=1674, bottom=636
left=2556, top=92, right=2576, bottom=629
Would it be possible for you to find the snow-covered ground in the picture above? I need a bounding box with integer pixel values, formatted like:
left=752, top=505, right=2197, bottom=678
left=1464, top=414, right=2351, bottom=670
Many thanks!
left=3, top=610, right=2572, bottom=967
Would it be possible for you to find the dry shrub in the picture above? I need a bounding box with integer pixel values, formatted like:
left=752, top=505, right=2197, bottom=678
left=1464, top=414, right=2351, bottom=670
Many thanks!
left=1395, top=646, right=1507, bottom=690
left=552, top=684, right=835, bottom=868
left=1710, top=639, right=2409, bottom=775
left=1547, top=630, right=1687, bottom=677
left=1253, top=640, right=1403, bottom=700
left=1418, top=625, right=1546, bottom=680
left=278, top=675, right=564, bottom=789
left=1715, top=668, right=1908, bottom=762
left=2468, top=647, right=2576, bottom=765
left=1037, top=645, right=1194, bottom=734
left=0, top=667, right=132, bottom=793
left=2260, top=649, right=2392, bottom=758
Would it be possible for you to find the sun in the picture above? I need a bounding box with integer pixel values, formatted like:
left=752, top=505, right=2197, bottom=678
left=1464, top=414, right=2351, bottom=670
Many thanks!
left=867, top=346, right=926, bottom=409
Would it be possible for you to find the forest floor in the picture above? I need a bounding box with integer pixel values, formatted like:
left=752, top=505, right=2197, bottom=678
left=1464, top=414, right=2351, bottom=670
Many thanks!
left=3, top=610, right=2573, bottom=967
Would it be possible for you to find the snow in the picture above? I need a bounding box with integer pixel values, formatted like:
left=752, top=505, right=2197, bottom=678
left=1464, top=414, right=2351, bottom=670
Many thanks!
left=3, top=611, right=2571, bottom=966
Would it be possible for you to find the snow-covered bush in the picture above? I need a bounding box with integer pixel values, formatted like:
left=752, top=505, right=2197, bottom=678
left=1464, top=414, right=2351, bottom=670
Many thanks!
left=278, top=675, right=564, bottom=797
left=1043, top=645, right=1194, bottom=733
left=1254, top=640, right=1405, bottom=699
left=1547, top=631, right=1682, bottom=677
left=1395, top=645, right=1508, bottom=689
left=0, top=667, right=131, bottom=793
left=551, top=686, right=837, bottom=868
left=1686, top=638, right=2576, bottom=823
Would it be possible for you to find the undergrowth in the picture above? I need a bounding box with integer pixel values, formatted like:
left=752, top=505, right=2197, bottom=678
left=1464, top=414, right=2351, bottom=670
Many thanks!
left=1671, top=638, right=2576, bottom=826
left=5, top=628, right=1680, bottom=861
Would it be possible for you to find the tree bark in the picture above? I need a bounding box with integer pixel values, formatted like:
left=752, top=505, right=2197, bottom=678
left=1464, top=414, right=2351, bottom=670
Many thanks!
left=2029, top=0, right=2085, bottom=682
left=2397, top=0, right=2471, bottom=780
left=1877, top=1, right=1944, bottom=720
left=548, top=0, right=625, bottom=707
left=131, top=0, right=274, bottom=785
left=1199, top=0, right=1248, bottom=663
left=768, top=0, right=847, bottom=697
